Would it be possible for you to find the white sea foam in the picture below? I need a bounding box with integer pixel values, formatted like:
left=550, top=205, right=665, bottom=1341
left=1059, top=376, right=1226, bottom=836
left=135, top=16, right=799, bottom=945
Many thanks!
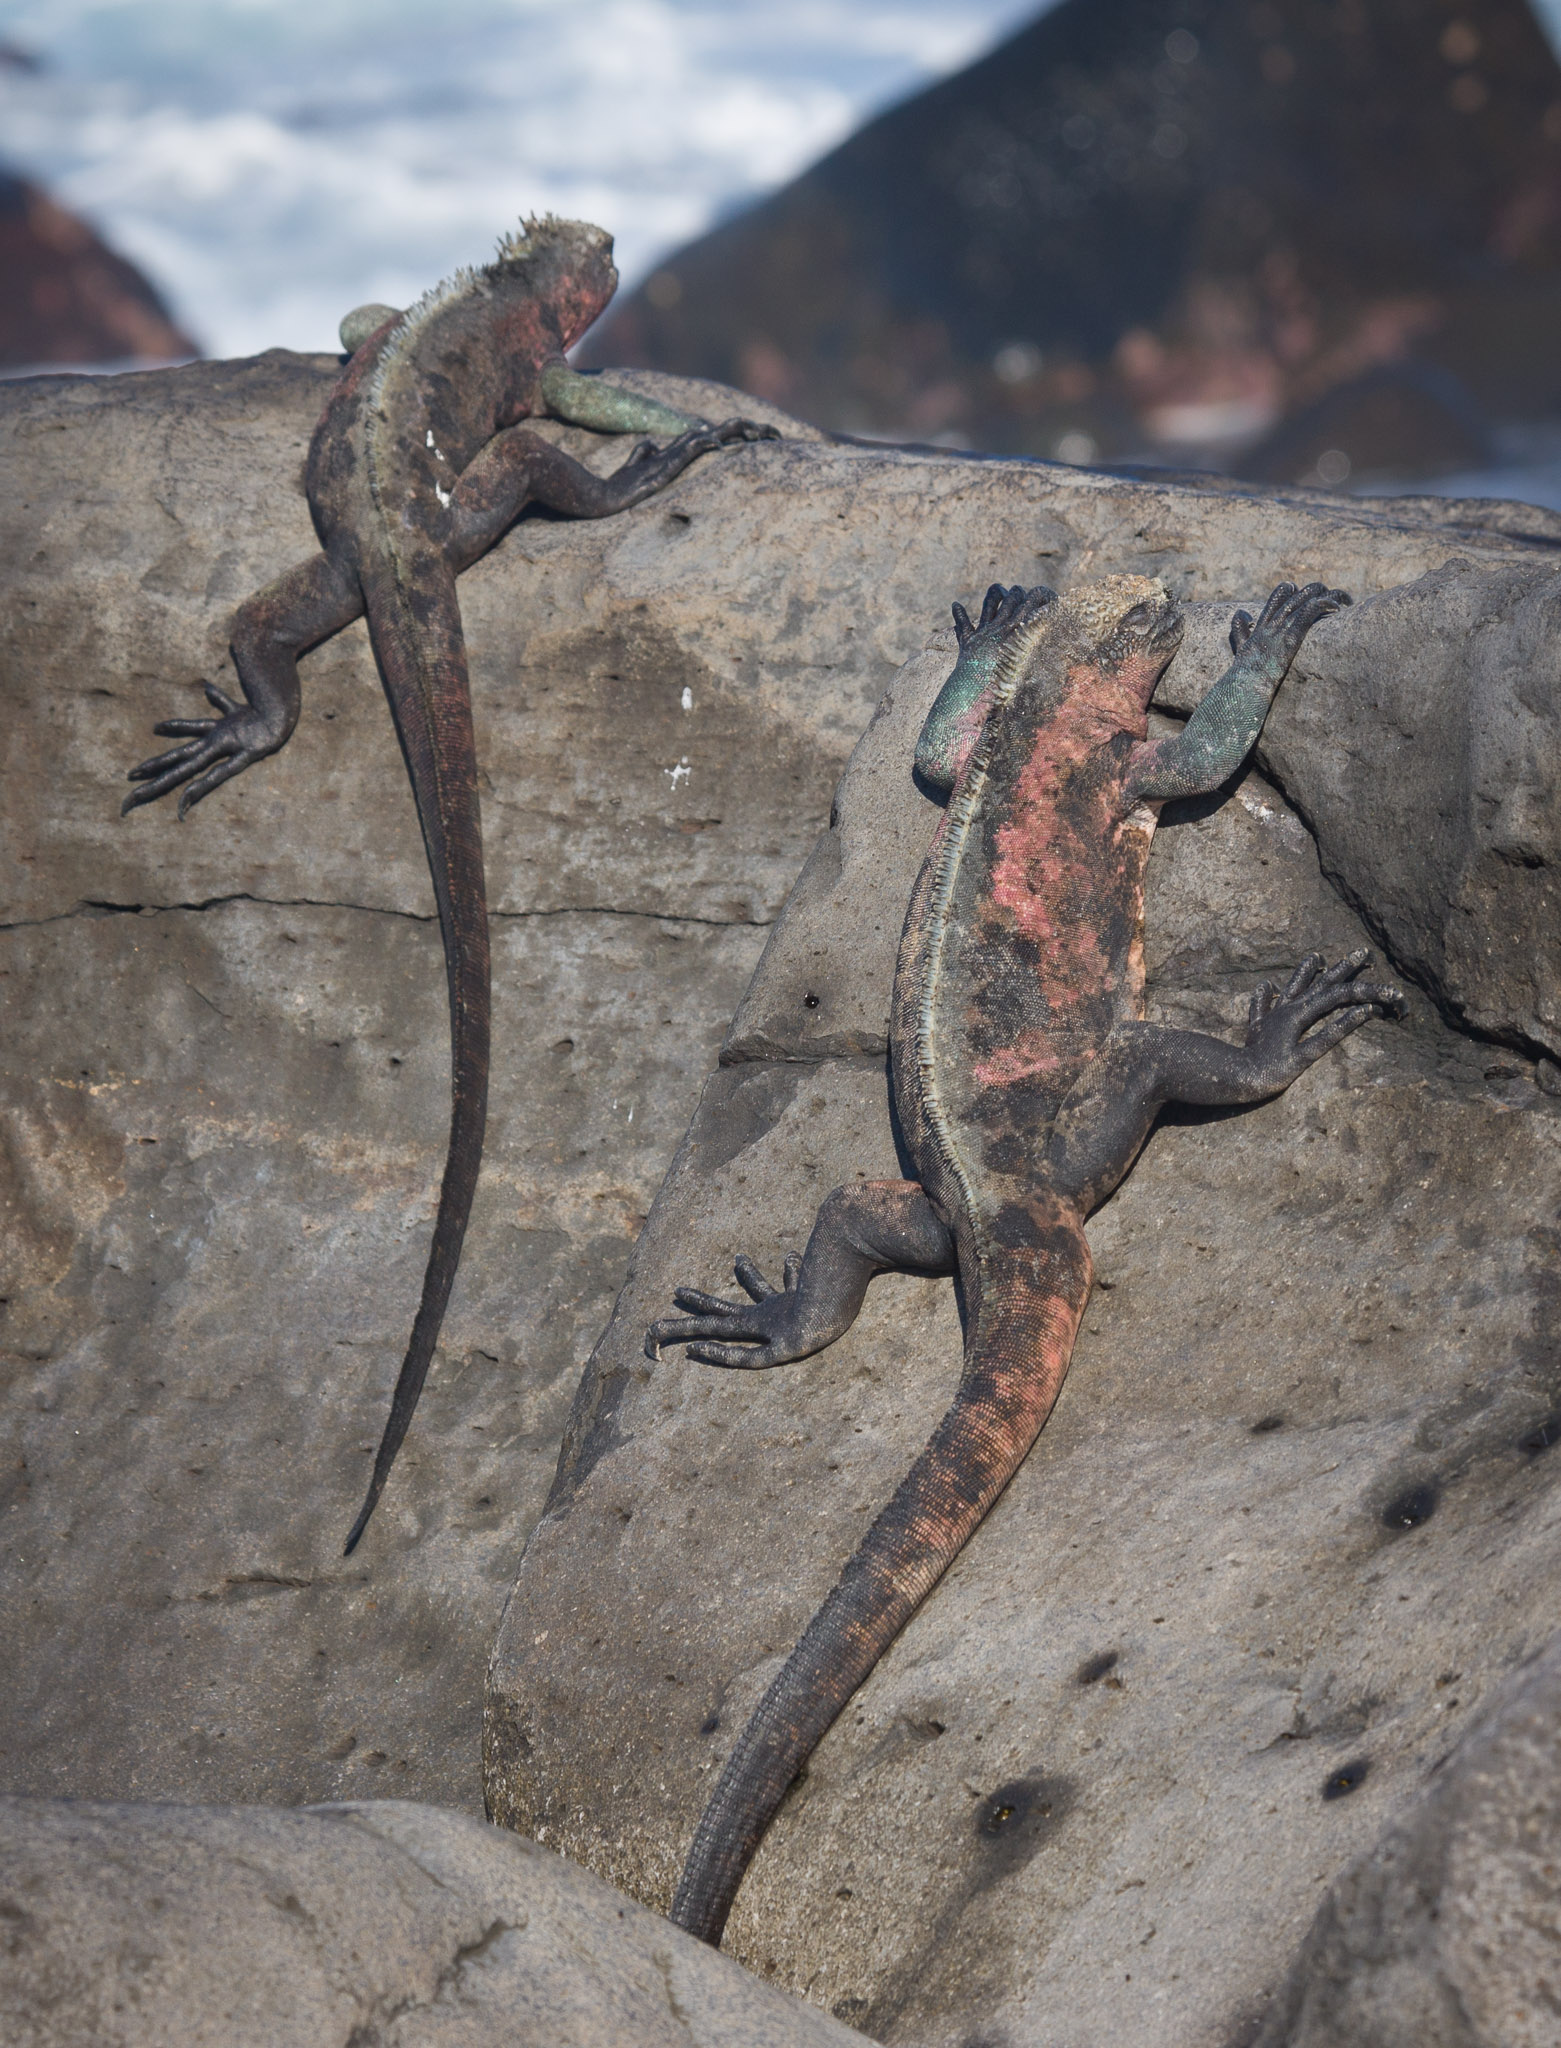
left=0, top=0, right=1046, bottom=357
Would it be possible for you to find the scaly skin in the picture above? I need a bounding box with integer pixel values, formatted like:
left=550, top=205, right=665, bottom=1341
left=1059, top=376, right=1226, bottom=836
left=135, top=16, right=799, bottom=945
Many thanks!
left=648, top=574, right=1404, bottom=1945
left=122, top=216, right=778, bottom=1553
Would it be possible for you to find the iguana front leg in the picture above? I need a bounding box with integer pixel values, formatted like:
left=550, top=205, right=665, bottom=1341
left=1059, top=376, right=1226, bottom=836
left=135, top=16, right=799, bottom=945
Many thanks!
left=538, top=358, right=699, bottom=439
left=445, top=417, right=776, bottom=566
left=914, top=581, right=1057, bottom=793
left=1123, top=580, right=1350, bottom=806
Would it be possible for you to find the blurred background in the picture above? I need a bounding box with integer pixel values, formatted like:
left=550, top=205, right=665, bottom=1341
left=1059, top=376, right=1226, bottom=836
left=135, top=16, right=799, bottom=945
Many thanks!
left=8, top=0, right=1561, bottom=505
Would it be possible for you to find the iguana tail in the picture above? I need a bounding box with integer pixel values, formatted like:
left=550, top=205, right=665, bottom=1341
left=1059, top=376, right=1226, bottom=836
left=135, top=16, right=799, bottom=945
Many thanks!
left=670, top=1207, right=1092, bottom=1945
left=344, top=549, right=489, bottom=1555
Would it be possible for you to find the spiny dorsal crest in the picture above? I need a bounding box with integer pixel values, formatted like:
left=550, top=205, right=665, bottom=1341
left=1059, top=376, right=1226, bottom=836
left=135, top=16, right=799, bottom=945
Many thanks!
left=490, top=213, right=612, bottom=274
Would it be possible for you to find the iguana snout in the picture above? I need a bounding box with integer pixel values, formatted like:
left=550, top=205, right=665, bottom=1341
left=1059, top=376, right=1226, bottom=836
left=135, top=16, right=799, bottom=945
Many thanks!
left=1100, top=589, right=1184, bottom=671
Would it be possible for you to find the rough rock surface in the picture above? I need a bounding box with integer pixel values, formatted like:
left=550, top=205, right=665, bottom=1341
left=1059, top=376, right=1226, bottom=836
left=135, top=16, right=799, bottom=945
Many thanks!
left=3, top=351, right=1559, bottom=1861
left=0, top=1794, right=868, bottom=2046
left=489, top=550, right=1561, bottom=2041
left=1255, top=1631, right=1561, bottom=2048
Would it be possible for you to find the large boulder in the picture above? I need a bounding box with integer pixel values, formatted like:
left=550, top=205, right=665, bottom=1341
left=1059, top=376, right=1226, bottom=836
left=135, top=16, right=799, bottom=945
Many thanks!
left=0, top=1794, right=867, bottom=2046
left=489, top=538, right=1561, bottom=2040
left=1, top=347, right=1558, bottom=1894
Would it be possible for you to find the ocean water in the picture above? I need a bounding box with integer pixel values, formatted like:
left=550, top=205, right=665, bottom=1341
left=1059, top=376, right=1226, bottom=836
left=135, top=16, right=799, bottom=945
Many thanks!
left=0, top=0, right=1045, bottom=358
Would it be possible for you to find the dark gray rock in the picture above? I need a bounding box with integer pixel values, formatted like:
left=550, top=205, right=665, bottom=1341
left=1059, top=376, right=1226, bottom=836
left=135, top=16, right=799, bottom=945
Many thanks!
left=0, top=1794, right=868, bottom=2046
left=1253, top=562, right=1561, bottom=1060
left=490, top=574, right=1561, bottom=2044
left=1254, top=1630, right=1561, bottom=2048
left=1158, top=576, right=1561, bottom=1059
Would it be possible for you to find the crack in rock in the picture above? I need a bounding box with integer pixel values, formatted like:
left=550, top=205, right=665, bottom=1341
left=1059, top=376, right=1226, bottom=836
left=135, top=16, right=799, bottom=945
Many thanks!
left=0, top=894, right=772, bottom=934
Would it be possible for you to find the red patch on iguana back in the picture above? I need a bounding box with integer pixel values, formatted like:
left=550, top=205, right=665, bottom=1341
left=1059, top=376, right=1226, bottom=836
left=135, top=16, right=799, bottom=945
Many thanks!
left=984, top=660, right=1150, bottom=1026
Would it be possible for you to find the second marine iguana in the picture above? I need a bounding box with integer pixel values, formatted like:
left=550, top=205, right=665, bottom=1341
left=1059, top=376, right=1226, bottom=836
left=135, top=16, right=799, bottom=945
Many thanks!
left=647, top=573, right=1404, bottom=1944
left=121, top=216, right=777, bottom=1553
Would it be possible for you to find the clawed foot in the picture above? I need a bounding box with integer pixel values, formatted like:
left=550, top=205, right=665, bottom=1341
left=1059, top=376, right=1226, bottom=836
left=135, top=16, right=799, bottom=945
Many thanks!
left=1229, top=580, right=1351, bottom=662
left=1244, top=948, right=1405, bottom=1081
left=952, top=580, right=1056, bottom=654
left=123, top=683, right=287, bottom=817
left=645, top=1251, right=805, bottom=1367
left=625, top=416, right=779, bottom=471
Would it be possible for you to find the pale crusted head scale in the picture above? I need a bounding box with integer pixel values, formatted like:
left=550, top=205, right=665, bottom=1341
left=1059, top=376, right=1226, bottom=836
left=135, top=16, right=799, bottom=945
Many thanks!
left=1055, top=573, right=1168, bottom=642
left=982, top=573, right=1179, bottom=723
left=1060, top=573, right=1183, bottom=673
left=490, top=213, right=614, bottom=274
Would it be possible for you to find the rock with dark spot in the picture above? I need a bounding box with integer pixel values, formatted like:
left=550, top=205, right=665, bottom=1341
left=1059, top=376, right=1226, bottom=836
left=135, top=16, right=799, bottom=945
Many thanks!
left=1255, top=1632, right=1561, bottom=2047
left=0, top=1794, right=866, bottom=2046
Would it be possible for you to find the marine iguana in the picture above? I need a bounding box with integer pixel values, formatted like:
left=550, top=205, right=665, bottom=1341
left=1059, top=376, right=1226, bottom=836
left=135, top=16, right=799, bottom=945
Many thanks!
left=646, top=573, right=1404, bottom=1944
left=122, top=216, right=777, bottom=1553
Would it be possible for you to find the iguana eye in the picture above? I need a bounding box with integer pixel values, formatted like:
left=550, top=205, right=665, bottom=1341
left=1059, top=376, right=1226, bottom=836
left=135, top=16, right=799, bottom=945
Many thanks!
left=1120, top=602, right=1157, bottom=632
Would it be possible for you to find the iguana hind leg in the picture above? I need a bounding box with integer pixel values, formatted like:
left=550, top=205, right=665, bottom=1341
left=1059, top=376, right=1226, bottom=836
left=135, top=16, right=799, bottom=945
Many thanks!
left=645, top=1179, right=954, bottom=1369
left=124, top=550, right=361, bottom=816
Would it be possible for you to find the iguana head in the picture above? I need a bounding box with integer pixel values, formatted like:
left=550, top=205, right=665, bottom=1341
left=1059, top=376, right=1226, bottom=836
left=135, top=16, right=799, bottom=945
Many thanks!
left=1064, top=575, right=1184, bottom=711
left=490, top=213, right=618, bottom=350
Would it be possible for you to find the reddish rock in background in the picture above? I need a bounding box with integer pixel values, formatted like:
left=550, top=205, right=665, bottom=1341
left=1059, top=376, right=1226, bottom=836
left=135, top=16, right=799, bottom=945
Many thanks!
left=0, top=167, right=197, bottom=371
left=583, top=0, right=1561, bottom=483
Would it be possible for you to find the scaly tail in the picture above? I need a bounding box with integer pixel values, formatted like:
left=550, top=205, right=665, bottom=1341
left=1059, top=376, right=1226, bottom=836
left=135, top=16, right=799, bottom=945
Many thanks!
left=670, top=1211, right=1092, bottom=1944
left=344, top=551, right=489, bottom=1554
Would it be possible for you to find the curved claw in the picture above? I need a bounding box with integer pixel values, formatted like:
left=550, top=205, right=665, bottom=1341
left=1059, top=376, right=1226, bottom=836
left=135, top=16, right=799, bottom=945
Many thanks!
left=1255, top=582, right=1298, bottom=630
left=1243, top=581, right=1353, bottom=669
left=688, top=1340, right=776, bottom=1368
left=670, top=1285, right=741, bottom=1315
left=1310, top=946, right=1373, bottom=990
left=714, top=417, right=780, bottom=443
left=1244, top=948, right=1404, bottom=1077
left=952, top=581, right=1053, bottom=653
left=177, top=751, right=259, bottom=816
left=1296, top=976, right=1402, bottom=1033
left=128, top=734, right=211, bottom=780
left=1245, top=979, right=1278, bottom=1035
left=734, top=1254, right=776, bottom=1302
left=1281, top=951, right=1327, bottom=1001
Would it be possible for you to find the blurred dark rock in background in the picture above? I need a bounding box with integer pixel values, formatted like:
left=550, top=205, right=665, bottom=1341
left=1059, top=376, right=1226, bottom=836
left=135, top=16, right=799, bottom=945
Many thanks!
left=0, top=167, right=197, bottom=371
left=583, top=0, right=1561, bottom=485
